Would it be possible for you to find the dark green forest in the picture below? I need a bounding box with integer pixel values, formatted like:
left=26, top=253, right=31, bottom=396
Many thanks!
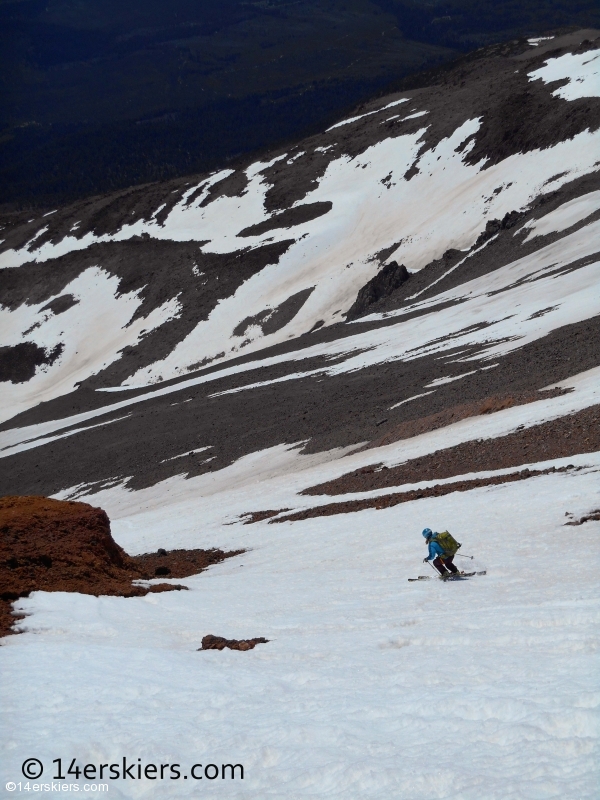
left=1, top=0, right=598, bottom=208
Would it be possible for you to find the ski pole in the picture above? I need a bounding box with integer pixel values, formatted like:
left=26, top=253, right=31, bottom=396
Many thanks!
left=456, top=553, right=474, bottom=560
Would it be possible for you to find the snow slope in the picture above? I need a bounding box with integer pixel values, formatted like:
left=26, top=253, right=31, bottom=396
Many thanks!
left=2, top=364, right=599, bottom=797
left=123, top=126, right=598, bottom=388
left=2, top=210, right=598, bottom=430
left=3, top=455, right=599, bottom=799
left=0, top=268, right=181, bottom=422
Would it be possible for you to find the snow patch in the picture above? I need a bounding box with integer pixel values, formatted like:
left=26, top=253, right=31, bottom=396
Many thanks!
left=124, top=124, right=600, bottom=385
left=5, top=440, right=597, bottom=797
left=528, top=48, right=600, bottom=100
left=521, top=189, right=600, bottom=241
left=326, top=99, right=408, bottom=130
left=527, top=36, right=554, bottom=46
left=389, top=391, right=436, bottom=410
left=0, top=267, right=182, bottom=424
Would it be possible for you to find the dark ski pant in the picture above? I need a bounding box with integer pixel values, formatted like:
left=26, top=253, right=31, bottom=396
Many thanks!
left=433, top=555, right=459, bottom=576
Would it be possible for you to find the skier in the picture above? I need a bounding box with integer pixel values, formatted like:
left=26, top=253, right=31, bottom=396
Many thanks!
left=422, top=528, right=461, bottom=578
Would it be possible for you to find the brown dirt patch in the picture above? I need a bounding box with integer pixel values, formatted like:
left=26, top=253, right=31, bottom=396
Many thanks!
left=248, top=465, right=573, bottom=524
left=0, top=496, right=243, bottom=637
left=359, top=389, right=569, bottom=452
left=241, top=509, right=290, bottom=525
left=199, top=634, right=269, bottom=652
left=305, top=405, right=600, bottom=497
left=131, top=547, right=243, bottom=579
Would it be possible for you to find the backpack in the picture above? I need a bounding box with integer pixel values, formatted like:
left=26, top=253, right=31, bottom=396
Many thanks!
left=434, top=531, right=461, bottom=556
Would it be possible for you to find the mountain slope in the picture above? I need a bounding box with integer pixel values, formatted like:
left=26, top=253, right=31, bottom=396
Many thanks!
left=1, top=30, right=599, bottom=490
left=1, top=29, right=599, bottom=800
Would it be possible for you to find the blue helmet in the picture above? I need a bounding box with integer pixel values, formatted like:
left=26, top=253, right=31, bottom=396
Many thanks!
left=422, top=528, right=432, bottom=539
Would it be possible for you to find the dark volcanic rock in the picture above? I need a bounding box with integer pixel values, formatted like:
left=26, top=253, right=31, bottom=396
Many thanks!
left=2, top=312, right=600, bottom=500
left=564, top=509, right=600, bottom=526
left=346, top=261, right=410, bottom=320
left=475, top=210, right=526, bottom=246
left=0, top=31, right=599, bottom=504
left=238, top=202, right=332, bottom=237
left=233, top=287, right=315, bottom=337
left=359, top=389, right=569, bottom=451
left=0, top=342, right=63, bottom=384
left=40, top=294, right=79, bottom=316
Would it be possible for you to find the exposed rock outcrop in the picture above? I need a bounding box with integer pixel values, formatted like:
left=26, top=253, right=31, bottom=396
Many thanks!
left=199, top=634, right=269, bottom=652
left=0, top=342, right=63, bottom=384
left=0, top=496, right=242, bottom=636
left=303, top=404, right=600, bottom=497
left=346, top=261, right=409, bottom=320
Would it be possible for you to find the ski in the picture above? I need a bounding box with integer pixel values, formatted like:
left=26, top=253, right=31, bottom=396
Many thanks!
left=407, top=570, right=486, bottom=582
left=441, top=571, right=474, bottom=580
left=441, top=570, right=488, bottom=580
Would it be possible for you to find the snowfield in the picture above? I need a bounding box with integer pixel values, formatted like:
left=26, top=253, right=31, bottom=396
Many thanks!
left=3, top=458, right=599, bottom=799
left=2, top=365, right=600, bottom=798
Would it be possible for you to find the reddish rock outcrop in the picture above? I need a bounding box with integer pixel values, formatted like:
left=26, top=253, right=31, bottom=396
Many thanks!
left=0, top=496, right=242, bottom=636
left=199, top=634, right=268, bottom=652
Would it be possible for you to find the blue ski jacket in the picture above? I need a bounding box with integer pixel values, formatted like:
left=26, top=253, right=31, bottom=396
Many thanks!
left=424, top=538, right=445, bottom=561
